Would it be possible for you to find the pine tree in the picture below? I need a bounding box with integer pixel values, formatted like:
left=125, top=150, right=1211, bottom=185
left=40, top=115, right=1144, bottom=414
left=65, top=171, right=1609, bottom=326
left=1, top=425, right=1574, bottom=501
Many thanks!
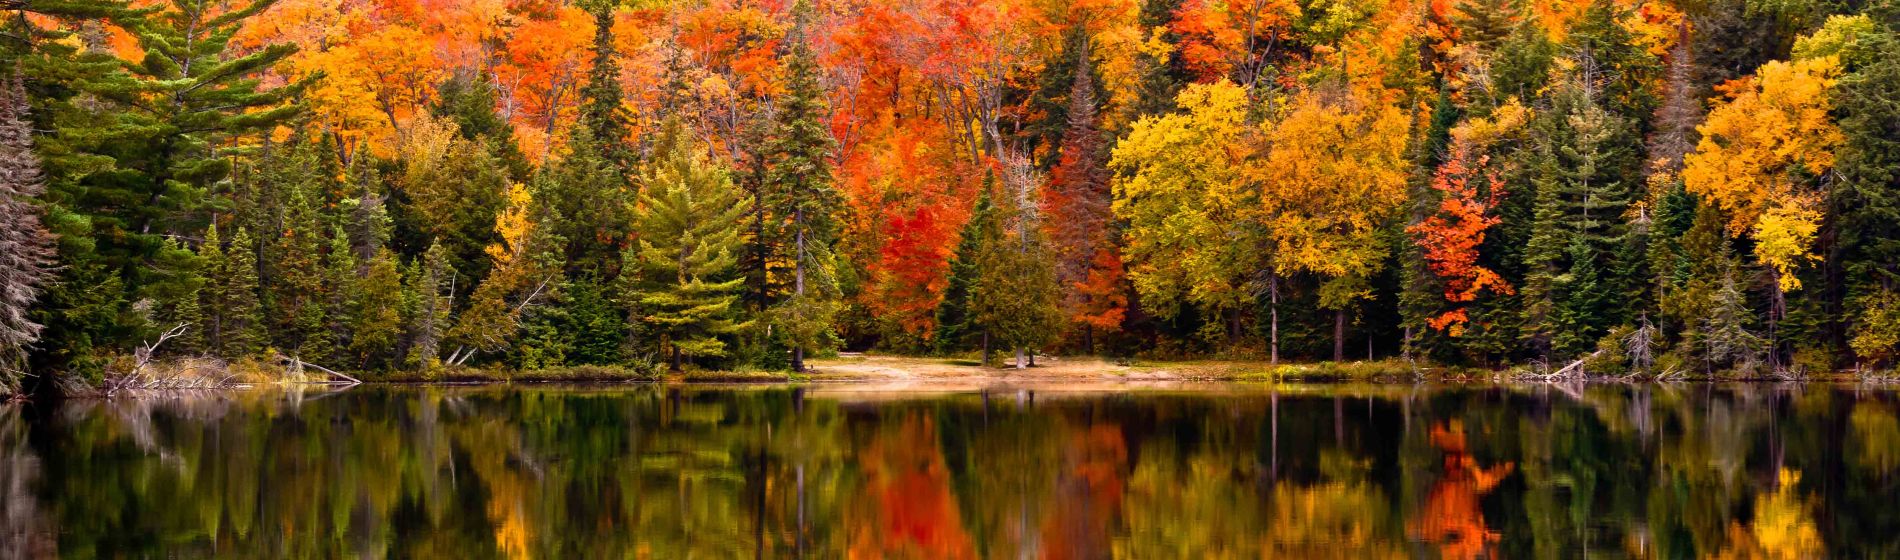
left=28, top=0, right=306, bottom=378
left=0, top=75, right=55, bottom=388
left=763, top=3, right=843, bottom=372
left=1452, top=0, right=1521, bottom=53
left=625, top=125, right=750, bottom=370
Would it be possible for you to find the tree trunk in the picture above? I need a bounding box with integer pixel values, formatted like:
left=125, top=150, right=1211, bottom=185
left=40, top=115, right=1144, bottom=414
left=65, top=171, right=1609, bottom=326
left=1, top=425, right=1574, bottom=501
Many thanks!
left=1334, top=309, right=1346, bottom=362
left=1015, top=347, right=1026, bottom=369
left=1027, top=350, right=1035, bottom=367
left=1269, top=271, right=1280, bottom=366
left=1084, top=325, right=1094, bottom=355
left=982, top=331, right=993, bottom=367
left=671, top=345, right=682, bottom=372
left=792, top=208, right=807, bottom=374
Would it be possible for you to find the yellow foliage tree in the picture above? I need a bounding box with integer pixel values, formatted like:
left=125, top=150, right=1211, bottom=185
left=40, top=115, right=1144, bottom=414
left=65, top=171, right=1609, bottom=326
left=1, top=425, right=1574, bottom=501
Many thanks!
left=1109, top=80, right=1264, bottom=338
left=1254, top=86, right=1410, bottom=358
left=1683, top=56, right=1844, bottom=293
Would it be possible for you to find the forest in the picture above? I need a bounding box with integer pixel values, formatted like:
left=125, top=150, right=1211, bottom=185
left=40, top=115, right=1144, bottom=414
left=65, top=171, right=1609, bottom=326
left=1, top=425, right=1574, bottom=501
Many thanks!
left=2, top=0, right=1899, bottom=394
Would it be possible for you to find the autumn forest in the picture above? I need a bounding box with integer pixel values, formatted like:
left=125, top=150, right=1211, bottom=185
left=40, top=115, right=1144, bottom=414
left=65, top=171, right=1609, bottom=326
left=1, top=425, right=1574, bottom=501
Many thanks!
left=3, top=0, right=1900, bottom=393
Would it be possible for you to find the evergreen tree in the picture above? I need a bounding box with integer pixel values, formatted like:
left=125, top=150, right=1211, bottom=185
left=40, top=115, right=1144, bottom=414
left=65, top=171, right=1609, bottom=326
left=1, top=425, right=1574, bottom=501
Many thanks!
left=0, top=75, right=55, bottom=388
left=1452, top=0, right=1521, bottom=53
left=1837, top=40, right=1900, bottom=366
left=320, top=225, right=359, bottom=364
left=28, top=0, right=306, bottom=378
left=269, top=184, right=328, bottom=359
left=540, top=127, right=635, bottom=270
left=763, top=3, right=843, bottom=372
left=970, top=173, right=1065, bottom=369
left=405, top=240, right=454, bottom=369
left=209, top=226, right=266, bottom=358
left=559, top=274, right=628, bottom=366
left=431, top=73, right=530, bottom=179
left=1518, top=79, right=1641, bottom=359
left=444, top=182, right=564, bottom=366
left=1132, top=0, right=1189, bottom=117
left=934, top=178, right=999, bottom=355
left=351, top=249, right=404, bottom=368
left=1702, top=264, right=1765, bottom=373
left=625, top=125, right=750, bottom=370
left=576, top=0, right=635, bottom=175
left=148, top=236, right=205, bottom=354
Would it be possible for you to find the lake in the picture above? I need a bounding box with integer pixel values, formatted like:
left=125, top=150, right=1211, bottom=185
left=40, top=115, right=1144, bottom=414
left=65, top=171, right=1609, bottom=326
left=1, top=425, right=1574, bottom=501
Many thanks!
left=2, top=383, right=1895, bottom=558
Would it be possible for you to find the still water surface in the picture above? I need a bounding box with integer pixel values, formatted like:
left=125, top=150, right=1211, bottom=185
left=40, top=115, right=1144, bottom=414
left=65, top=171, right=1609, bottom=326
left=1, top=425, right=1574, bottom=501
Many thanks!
left=2, top=383, right=1897, bottom=558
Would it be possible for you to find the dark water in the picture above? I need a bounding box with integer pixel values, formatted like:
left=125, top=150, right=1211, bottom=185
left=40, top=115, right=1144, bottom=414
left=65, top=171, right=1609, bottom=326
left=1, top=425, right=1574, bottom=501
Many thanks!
left=2, top=383, right=1896, bottom=558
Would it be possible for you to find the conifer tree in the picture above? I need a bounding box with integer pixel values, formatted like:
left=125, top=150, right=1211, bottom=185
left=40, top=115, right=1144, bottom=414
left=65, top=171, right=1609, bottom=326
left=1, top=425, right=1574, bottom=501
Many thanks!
left=320, top=225, right=358, bottom=364
left=1836, top=40, right=1900, bottom=367
left=270, top=185, right=328, bottom=359
left=27, top=0, right=305, bottom=378
left=763, top=3, right=843, bottom=372
left=1519, top=79, right=1641, bottom=359
left=445, top=182, right=563, bottom=366
left=351, top=249, right=403, bottom=368
left=406, top=240, right=454, bottom=369
left=430, top=73, right=530, bottom=179
left=576, top=0, right=634, bottom=175
left=970, top=172, right=1065, bottom=369
left=934, top=179, right=999, bottom=356
left=625, top=125, right=750, bottom=370
left=541, top=127, right=635, bottom=269
left=213, top=226, right=266, bottom=358
left=0, top=75, right=55, bottom=388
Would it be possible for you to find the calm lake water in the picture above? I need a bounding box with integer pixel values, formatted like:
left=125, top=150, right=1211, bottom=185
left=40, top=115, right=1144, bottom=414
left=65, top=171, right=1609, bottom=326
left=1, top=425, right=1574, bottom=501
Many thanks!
left=2, top=383, right=1896, bottom=558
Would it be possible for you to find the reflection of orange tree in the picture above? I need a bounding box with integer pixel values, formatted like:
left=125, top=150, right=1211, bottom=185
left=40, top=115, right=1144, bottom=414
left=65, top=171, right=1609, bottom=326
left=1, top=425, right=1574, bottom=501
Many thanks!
left=1410, top=420, right=1516, bottom=560
left=849, top=414, right=977, bottom=559
left=1038, top=423, right=1128, bottom=559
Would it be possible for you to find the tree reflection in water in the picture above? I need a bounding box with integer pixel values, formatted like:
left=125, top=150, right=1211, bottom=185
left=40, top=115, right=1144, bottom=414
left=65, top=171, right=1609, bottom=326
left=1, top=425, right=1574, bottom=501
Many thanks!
left=2, top=384, right=1899, bottom=558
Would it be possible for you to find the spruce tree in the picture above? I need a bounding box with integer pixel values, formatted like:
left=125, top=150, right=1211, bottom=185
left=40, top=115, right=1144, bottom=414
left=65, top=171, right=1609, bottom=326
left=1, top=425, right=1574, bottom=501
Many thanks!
left=431, top=73, right=530, bottom=179
left=541, top=127, right=635, bottom=270
left=1519, top=78, right=1641, bottom=359
left=576, top=0, right=635, bottom=175
left=216, top=226, right=266, bottom=358
left=350, top=249, right=404, bottom=368
left=934, top=179, right=999, bottom=355
left=0, top=75, right=55, bottom=388
left=625, top=125, right=750, bottom=370
left=319, top=225, right=358, bottom=364
left=764, top=3, right=843, bottom=372
left=270, top=185, right=328, bottom=359
left=406, top=240, right=454, bottom=369
left=1837, top=41, right=1900, bottom=366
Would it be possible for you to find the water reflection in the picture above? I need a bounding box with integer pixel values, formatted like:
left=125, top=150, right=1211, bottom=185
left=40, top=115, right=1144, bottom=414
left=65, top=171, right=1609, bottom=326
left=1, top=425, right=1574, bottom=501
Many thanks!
left=2, top=384, right=1898, bottom=558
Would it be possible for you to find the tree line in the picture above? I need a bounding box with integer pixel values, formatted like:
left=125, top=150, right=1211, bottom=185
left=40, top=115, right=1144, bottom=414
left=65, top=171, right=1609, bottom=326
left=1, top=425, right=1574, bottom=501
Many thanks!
left=2, top=0, right=1899, bottom=393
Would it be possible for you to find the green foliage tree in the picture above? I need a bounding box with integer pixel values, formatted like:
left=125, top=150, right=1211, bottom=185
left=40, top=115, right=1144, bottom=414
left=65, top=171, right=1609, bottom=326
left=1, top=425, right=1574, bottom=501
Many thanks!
left=201, top=225, right=265, bottom=358
left=351, top=249, right=404, bottom=369
left=970, top=175, right=1066, bottom=369
left=405, top=240, right=454, bottom=369
left=934, top=180, right=998, bottom=355
left=0, top=76, right=56, bottom=390
left=624, top=127, right=750, bottom=370
left=26, top=0, right=306, bottom=380
left=762, top=6, right=842, bottom=372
